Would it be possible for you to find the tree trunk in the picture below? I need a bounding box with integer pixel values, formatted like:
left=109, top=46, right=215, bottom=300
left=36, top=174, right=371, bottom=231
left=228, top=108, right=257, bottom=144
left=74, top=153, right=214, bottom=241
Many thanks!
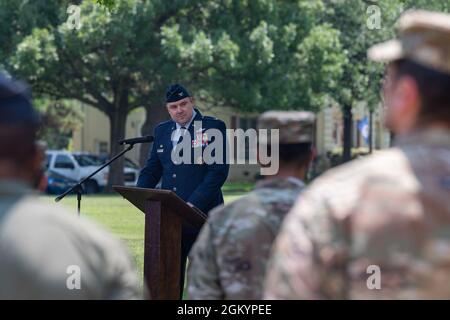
left=106, top=92, right=129, bottom=192
left=342, top=104, right=353, bottom=163
left=369, top=109, right=373, bottom=154
left=139, top=104, right=169, bottom=167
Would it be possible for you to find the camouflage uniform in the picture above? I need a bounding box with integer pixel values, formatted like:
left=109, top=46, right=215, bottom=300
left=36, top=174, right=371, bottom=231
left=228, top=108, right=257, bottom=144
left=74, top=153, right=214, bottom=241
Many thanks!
left=0, top=181, right=143, bottom=299
left=264, top=10, right=450, bottom=300
left=187, top=177, right=305, bottom=300
left=0, top=74, right=142, bottom=299
left=187, top=111, right=315, bottom=300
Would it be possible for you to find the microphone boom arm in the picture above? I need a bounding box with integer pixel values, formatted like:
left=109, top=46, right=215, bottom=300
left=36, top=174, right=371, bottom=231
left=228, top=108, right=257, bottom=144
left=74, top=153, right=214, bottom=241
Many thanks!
left=55, top=143, right=135, bottom=215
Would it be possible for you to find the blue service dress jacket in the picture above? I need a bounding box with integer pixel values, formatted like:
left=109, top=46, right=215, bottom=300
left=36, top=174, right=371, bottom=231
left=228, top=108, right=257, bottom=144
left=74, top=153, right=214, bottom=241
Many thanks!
left=137, top=109, right=229, bottom=231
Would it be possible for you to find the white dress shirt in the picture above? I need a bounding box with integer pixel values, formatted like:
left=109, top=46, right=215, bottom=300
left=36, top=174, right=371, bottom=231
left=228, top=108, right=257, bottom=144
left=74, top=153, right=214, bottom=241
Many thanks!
left=171, top=109, right=197, bottom=149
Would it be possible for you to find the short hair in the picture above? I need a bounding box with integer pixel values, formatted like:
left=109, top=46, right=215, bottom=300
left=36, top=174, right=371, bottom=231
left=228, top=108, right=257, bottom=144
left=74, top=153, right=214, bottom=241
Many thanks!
left=267, top=143, right=313, bottom=168
left=0, top=76, right=39, bottom=166
left=0, top=125, right=38, bottom=166
left=391, top=59, right=450, bottom=125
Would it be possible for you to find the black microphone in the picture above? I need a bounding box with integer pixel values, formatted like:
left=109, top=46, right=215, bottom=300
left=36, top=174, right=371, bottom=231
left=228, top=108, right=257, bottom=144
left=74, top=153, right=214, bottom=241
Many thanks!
left=118, top=135, right=154, bottom=145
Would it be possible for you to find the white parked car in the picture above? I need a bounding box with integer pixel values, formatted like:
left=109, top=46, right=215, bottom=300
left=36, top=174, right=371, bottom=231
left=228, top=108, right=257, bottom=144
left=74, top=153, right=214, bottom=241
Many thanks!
left=72, top=152, right=140, bottom=188
left=45, top=150, right=139, bottom=194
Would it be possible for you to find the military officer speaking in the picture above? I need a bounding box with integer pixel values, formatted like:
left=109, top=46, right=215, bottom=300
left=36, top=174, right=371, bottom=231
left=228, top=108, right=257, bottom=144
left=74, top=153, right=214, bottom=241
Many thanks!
left=137, top=84, right=229, bottom=298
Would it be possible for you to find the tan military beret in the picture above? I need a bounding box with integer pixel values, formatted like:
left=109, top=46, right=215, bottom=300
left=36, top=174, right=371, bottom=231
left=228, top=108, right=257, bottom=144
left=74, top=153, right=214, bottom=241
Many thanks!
left=368, top=10, right=450, bottom=75
left=257, top=111, right=315, bottom=144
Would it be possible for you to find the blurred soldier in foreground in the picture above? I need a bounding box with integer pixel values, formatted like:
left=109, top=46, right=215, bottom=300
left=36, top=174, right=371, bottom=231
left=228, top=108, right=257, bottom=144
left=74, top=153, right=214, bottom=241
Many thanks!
left=0, top=74, right=142, bottom=299
left=264, top=10, right=450, bottom=299
left=187, top=111, right=315, bottom=299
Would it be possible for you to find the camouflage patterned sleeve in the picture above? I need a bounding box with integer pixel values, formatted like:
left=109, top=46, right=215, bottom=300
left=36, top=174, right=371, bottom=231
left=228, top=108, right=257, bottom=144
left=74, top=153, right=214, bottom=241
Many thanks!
left=213, top=215, right=276, bottom=300
left=187, top=220, right=224, bottom=300
left=264, top=186, right=349, bottom=300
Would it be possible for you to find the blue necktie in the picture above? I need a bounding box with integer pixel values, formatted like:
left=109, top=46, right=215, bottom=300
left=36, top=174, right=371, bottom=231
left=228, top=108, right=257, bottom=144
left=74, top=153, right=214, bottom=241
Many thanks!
left=177, top=126, right=187, bottom=145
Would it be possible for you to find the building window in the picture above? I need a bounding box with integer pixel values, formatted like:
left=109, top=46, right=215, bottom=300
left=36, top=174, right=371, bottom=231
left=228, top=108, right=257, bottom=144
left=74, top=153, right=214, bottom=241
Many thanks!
left=230, top=116, right=258, bottom=162
left=98, top=141, right=108, bottom=155
left=54, top=154, right=75, bottom=169
left=239, top=117, right=257, bottom=131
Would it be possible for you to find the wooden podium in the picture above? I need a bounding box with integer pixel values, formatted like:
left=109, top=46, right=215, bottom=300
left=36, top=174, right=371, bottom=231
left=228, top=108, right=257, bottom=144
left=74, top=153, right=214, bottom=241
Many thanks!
left=113, top=186, right=207, bottom=300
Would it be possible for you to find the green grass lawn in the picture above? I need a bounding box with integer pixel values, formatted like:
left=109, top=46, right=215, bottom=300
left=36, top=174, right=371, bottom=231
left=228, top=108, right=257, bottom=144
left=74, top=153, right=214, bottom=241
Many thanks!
left=39, top=185, right=251, bottom=296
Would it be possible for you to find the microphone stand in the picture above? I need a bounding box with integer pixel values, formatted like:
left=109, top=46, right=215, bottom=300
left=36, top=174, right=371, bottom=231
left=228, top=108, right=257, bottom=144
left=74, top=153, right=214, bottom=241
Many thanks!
left=55, top=143, right=135, bottom=216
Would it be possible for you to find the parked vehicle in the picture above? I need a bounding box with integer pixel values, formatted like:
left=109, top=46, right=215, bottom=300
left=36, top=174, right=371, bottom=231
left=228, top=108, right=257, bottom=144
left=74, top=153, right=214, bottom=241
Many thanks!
left=45, top=170, right=78, bottom=195
left=45, top=150, right=140, bottom=194
left=72, top=152, right=139, bottom=187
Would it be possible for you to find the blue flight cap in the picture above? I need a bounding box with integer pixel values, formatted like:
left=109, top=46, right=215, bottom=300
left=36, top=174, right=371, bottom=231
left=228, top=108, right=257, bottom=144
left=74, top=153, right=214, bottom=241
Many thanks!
left=0, top=74, right=40, bottom=126
left=166, top=84, right=191, bottom=103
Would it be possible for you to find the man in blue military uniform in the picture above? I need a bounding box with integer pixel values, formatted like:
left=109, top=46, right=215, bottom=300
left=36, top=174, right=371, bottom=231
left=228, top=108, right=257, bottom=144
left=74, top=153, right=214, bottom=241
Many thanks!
left=137, top=84, right=229, bottom=298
